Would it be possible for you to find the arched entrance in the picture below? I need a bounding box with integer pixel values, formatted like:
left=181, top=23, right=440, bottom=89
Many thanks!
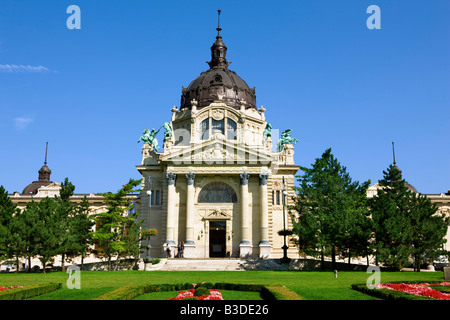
left=198, top=182, right=237, bottom=258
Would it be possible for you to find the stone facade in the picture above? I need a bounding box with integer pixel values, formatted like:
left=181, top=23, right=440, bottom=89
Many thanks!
left=137, top=98, right=299, bottom=259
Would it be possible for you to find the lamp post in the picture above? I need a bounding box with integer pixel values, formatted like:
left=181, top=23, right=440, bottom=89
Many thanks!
left=281, top=177, right=291, bottom=264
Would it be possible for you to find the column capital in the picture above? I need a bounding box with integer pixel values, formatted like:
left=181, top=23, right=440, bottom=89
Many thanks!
left=239, top=173, right=250, bottom=185
left=166, top=172, right=177, bottom=185
left=258, top=173, right=269, bottom=186
left=185, top=173, right=196, bottom=186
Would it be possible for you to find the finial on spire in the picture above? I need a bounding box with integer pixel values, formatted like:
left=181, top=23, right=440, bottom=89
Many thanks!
left=217, top=10, right=222, bottom=38
left=44, top=141, right=48, bottom=165
left=392, top=141, right=396, bottom=166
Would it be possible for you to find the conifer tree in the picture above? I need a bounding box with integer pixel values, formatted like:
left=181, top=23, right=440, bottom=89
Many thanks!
left=290, top=148, right=370, bottom=270
left=91, top=178, right=142, bottom=270
left=369, top=163, right=448, bottom=270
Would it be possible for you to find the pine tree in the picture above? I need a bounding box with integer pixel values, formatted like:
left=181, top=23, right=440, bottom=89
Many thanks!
left=370, top=164, right=416, bottom=270
left=55, top=178, right=77, bottom=272
left=0, top=186, right=24, bottom=271
left=408, top=192, right=449, bottom=271
left=290, top=148, right=370, bottom=270
left=91, top=178, right=141, bottom=270
left=33, top=197, right=61, bottom=273
left=67, top=196, right=94, bottom=270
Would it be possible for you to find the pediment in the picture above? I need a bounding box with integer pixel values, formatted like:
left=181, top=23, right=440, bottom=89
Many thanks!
left=160, top=139, right=273, bottom=165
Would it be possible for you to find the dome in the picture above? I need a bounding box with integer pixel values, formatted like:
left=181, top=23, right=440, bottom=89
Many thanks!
left=180, top=68, right=256, bottom=111
left=22, top=164, right=53, bottom=195
left=180, top=10, right=256, bottom=111
left=22, top=142, right=53, bottom=195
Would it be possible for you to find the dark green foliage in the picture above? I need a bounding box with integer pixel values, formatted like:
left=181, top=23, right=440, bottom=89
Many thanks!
left=0, top=186, right=23, bottom=270
left=193, top=287, right=210, bottom=296
left=91, top=178, right=142, bottom=270
left=290, top=148, right=371, bottom=270
left=370, top=165, right=449, bottom=270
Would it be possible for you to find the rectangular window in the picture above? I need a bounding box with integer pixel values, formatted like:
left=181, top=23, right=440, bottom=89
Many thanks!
left=276, top=191, right=281, bottom=205
left=150, top=190, right=162, bottom=206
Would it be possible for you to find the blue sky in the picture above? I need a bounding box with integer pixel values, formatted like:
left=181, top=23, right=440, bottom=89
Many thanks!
left=0, top=0, right=448, bottom=194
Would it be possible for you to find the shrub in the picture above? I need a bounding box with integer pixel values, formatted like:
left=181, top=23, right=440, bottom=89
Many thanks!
left=194, top=287, right=210, bottom=297
left=0, top=283, right=61, bottom=300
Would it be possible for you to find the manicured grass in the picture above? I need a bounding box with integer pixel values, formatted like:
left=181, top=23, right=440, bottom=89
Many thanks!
left=0, top=270, right=445, bottom=300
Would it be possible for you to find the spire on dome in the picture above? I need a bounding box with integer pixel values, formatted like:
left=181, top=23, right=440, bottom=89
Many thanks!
left=392, top=141, right=402, bottom=174
left=38, top=142, right=51, bottom=182
left=207, top=10, right=231, bottom=69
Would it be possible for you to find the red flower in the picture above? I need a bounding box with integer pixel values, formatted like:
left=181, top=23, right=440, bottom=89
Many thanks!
left=378, top=282, right=450, bottom=300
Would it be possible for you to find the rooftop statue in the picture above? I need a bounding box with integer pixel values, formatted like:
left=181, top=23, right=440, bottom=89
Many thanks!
left=263, top=123, right=272, bottom=141
left=277, top=129, right=298, bottom=152
left=138, top=128, right=161, bottom=151
left=163, top=122, right=173, bottom=142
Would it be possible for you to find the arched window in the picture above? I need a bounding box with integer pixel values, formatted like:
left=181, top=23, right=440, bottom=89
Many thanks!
left=200, top=118, right=209, bottom=140
left=227, top=119, right=237, bottom=140
left=198, top=182, right=238, bottom=203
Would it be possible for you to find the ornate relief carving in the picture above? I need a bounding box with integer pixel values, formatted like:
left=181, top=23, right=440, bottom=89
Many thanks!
left=191, top=143, right=245, bottom=161
left=211, top=109, right=225, bottom=121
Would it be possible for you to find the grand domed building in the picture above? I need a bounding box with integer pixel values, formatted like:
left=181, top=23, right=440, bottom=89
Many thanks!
left=136, top=11, right=299, bottom=259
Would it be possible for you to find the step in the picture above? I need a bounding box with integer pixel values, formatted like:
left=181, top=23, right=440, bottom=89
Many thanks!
left=158, top=258, right=287, bottom=271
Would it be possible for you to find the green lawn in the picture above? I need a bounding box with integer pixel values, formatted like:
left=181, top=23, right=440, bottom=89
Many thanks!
left=0, top=270, right=445, bottom=300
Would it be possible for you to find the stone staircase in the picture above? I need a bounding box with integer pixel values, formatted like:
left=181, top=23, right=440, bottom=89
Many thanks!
left=158, top=258, right=288, bottom=271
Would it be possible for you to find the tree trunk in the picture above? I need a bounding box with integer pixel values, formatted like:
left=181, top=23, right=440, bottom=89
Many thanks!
left=331, top=247, right=336, bottom=271
left=61, top=253, right=65, bottom=272
left=28, top=256, right=31, bottom=273
left=320, top=247, right=325, bottom=271
left=42, top=260, right=46, bottom=274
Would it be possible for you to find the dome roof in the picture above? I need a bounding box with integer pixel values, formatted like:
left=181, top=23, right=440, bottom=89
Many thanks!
left=22, top=142, right=53, bottom=195
left=180, top=68, right=256, bottom=111
left=22, top=164, right=53, bottom=195
left=180, top=10, right=256, bottom=111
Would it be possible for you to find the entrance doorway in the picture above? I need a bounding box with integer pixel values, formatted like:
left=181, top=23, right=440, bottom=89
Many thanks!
left=209, top=221, right=226, bottom=257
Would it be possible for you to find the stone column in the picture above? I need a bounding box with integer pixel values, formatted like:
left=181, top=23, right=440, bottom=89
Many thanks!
left=259, top=173, right=271, bottom=258
left=185, top=173, right=196, bottom=246
left=165, top=173, right=177, bottom=255
left=239, top=173, right=251, bottom=257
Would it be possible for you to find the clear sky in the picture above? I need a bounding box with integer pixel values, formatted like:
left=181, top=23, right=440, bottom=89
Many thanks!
left=0, top=0, right=449, bottom=195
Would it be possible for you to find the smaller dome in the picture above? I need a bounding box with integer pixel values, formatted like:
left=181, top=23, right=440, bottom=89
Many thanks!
left=22, top=164, right=52, bottom=195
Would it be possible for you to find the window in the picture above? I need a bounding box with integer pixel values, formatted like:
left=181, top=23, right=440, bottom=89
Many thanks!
left=200, top=117, right=237, bottom=141
left=198, top=182, right=237, bottom=203
left=212, top=119, right=224, bottom=135
left=200, top=118, right=209, bottom=140
left=150, top=190, right=162, bottom=206
left=276, top=191, right=281, bottom=205
left=227, top=119, right=237, bottom=140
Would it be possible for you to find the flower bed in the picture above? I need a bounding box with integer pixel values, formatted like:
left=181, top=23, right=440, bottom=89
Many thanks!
left=0, top=286, right=23, bottom=291
left=168, top=288, right=223, bottom=300
left=376, top=282, right=450, bottom=300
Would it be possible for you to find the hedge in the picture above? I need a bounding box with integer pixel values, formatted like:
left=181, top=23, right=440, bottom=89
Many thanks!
left=95, top=282, right=304, bottom=300
left=0, top=283, right=62, bottom=300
